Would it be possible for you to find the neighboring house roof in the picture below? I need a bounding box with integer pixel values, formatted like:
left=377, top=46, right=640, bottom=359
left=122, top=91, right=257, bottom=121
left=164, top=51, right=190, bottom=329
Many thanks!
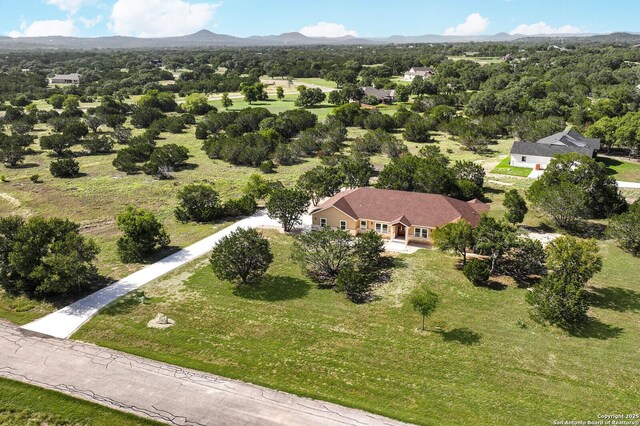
left=361, top=86, right=395, bottom=100
left=311, top=188, right=489, bottom=228
left=406, top=67, right=435, bottom=76
left=50, top=73, right=80, bottom=81
left=510, top=129, right=600, bottom=158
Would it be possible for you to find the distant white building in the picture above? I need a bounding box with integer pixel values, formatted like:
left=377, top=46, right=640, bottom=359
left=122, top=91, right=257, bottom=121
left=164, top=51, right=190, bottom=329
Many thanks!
left=403, top=67, right=435, bottom=81
left=49, top=73, right=80, bottom=84
left=510, top=129, right=601, bottom=170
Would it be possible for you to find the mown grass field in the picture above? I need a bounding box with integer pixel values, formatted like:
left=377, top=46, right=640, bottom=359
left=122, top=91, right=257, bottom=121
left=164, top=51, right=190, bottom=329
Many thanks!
left=74, top=230, right=640, bottom=426
left=598, top=155, right=640, bottom=181
left=491, top=155, right=533, bottom=177
left=0, top=377, right=158, bottom=425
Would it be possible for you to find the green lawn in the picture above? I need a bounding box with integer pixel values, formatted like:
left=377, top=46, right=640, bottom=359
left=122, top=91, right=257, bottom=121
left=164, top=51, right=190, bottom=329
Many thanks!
left=597, top=155, right=640, bottom=182
left=74, top=230, right=640, bottom=426
left=491, top=156, right=533, bottom=177
left=0, top=377, right=158, bottom=425
left=294, top=77, right=338, bottom=89
left=209, top=95, right=335, bottom=121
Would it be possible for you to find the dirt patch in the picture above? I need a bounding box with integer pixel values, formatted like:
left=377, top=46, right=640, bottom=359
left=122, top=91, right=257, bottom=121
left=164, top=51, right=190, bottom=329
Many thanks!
left=144, top=257, right=210, bottom=304
left=0, top=192, right=21, bottom=207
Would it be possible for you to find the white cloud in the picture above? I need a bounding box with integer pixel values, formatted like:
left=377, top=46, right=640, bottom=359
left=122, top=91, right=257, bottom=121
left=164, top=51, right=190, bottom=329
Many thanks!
left=109, top=0, right=222, bottom=38
left=7, top=18, right=77, bottom=37
left=299, top=22, right=358, bottom=38
left=45, top=0, right=90, bottom=15
left=78, top=15, right=102, bottom=28
left=444, top=13, right=490, bottom=36
left=509, top=22, right=582, bottom=35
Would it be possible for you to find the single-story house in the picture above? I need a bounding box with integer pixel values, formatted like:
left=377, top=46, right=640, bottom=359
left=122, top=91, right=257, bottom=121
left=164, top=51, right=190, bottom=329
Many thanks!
left=510, top=129, right=601, bottom=170
left=48, top=73, right=80, bottom=84
left=361, top=86, right=396, bottom=104
left=403, top=67, right=435, bottom=81
left=310, top=188, right=489, bottom=245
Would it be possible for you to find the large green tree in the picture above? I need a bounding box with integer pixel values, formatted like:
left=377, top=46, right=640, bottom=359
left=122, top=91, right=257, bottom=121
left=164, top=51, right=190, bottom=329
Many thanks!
left=266, top=188, right=309, bottom=232
left=210, top=228, right=273, bottom=285
left=0, top=216, right=99, bottom=296
left=432, top=220, right=475, bottom=265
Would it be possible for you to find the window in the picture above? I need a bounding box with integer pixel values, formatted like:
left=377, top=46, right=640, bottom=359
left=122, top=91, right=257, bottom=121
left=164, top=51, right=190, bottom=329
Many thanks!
left=413, top=228, right=429, bottom=238
left=320, top=218, right=327, bottom=228
left=339, top=220, right=347, bottom=230
left=375, top=223, right=389, bottom=234
left=360, top=220, right=367, bottom=230
left=521, top=156, right=527, bottom=162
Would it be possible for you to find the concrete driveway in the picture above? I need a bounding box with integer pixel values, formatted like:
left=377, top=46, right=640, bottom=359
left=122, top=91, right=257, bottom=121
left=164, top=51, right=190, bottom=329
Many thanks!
left=0, top=321, right=409, bottom=426
left=22, top=210, right=283, bottom=339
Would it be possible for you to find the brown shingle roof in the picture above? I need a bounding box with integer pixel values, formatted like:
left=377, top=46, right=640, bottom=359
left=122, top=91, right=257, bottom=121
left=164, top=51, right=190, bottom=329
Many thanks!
left=311, top=188, right=489, bottom=227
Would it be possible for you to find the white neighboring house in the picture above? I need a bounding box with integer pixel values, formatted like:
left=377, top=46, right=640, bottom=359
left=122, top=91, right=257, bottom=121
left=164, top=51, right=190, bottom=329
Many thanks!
left=509, top=129, right=601, bottom=170
left=49, top=73, right=80, bottom=84
left=403, top=67, right=435, bottom=81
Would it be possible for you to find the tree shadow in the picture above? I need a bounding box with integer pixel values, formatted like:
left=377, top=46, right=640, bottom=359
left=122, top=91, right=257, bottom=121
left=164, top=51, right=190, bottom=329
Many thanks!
left=567, top=317, right=623, bottom=340
left=233, top=275, right=310, bottom=301
left=565, top=221, right=607, bottom=240
left=597, top=157, right=623, bottom=176
left=520, top=224, right=557, bottom=234
left=178, top=163, right=199, bottom=171
left=435, top=327, right=482, bottom=345
left=486, top=279, right=508, bottom=291
left=588, top=287, right=640, bottom=312
left=11, top=163, right=40, bottom=169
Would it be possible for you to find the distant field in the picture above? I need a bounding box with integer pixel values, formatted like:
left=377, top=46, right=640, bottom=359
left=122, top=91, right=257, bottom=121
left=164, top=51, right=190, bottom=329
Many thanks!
left=0, top=377, right=158, bottom=425
left=294, top=77, right=337, bottom=88
left=448, top=55, right=502, bottom=65
left=208, top=94, right=335, bottom=121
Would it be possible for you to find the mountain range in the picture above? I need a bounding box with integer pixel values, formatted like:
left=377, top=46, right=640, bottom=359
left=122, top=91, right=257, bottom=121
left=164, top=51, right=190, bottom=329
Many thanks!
left=1, top=29, right=639, bottom=50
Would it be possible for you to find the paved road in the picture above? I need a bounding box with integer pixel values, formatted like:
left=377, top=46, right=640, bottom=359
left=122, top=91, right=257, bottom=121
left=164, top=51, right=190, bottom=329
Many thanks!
left=0, top=321, right=409, bottom=426
left=22, top=210, right=283, bottom=339
left=617, top=180, right=640, bottom=189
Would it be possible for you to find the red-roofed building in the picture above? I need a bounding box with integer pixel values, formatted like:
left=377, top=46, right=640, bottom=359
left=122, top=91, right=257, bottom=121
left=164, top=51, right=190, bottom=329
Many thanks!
left=310, top=188, right=489, bottom=245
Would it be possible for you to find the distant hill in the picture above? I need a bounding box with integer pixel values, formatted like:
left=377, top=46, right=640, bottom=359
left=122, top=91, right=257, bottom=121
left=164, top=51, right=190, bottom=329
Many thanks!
left=0, top=30, right=638, bottom=50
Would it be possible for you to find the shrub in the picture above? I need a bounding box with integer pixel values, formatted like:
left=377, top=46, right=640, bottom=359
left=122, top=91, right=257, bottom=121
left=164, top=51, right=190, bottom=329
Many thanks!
left=259, top=160, right=276, bottom=174
left=81, top=135, right=114, bottom=154
left=463, top=259, right=490, bottom=286
left=336, top=266, right=374, bottom=303
left=223, top=194, right=257, bottom=217
left=174, top=183, right=222, bottom=223
left=50, top=158, right=80, bottom=178
left=143, top=144, right=189, bottom=178
left=116, top=206, right=170, bottom=263
left=29, top=174, right=40, bottom=183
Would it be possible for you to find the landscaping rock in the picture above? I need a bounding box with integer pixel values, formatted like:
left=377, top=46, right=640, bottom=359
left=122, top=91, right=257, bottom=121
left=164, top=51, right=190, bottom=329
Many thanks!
left=147, top=313, right=175, bottom=329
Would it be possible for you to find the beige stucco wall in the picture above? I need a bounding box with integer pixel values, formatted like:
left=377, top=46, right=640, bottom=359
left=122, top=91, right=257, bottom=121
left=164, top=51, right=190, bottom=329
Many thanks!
left=312, top=208, right=435, bottom=244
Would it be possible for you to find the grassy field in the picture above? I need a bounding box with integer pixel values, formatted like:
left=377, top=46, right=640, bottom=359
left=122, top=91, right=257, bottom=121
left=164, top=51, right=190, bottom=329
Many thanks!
left=598, top=155, right=640, bottom=182
left=448, top=55, right=503, bottom=65
left=491, top=156, right=533, bottom=177
left=293, top=77, right=337, bottom=88
left=209, top=94, right=336, bottom=121
left=74, top=230, right=640, bottom=426
left=0, top=377, right=158, bottom=425
left=0, top=121, right=321, bottom=323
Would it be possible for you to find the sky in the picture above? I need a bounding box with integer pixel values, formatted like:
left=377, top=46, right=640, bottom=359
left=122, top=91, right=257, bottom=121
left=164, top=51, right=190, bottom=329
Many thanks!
left=1, top=0, right=639, bottom=39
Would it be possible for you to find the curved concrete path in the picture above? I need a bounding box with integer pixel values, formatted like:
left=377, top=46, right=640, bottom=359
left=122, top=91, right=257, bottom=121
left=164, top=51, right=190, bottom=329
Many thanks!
left=22, top=210, right=282, bottom=339
left=0, top=321, right=409, bottom=426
